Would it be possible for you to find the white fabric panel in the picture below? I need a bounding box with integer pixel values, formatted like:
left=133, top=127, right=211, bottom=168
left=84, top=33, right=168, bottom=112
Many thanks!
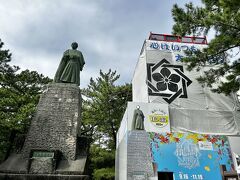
left=228, top=136, right=240, bottom=154
left=116, top=109, right=128, bottom=148
left=170, top=108, right=239, bottom=135
left=205, top=88, right=236, bottom=111
left=132, top=39, right=240, bottom=135
left=178, top=69, right=208, bottom=109
left=132, top=53, right=148, bottom=102
left=115, top=133, right=128, bottom=180
left=146, top=50, right=175, bottom=64
left=233, top=109, right=240, bottom=133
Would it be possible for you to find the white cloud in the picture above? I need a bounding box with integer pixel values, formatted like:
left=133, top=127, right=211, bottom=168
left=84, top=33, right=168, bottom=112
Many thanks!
left=0, top=0, right=203, bottom=88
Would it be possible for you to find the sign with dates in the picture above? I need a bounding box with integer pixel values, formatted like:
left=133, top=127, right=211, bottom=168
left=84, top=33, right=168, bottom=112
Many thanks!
left=149, top=132, right=234, bottom=180
left=198, top=141, right=213, bottom=151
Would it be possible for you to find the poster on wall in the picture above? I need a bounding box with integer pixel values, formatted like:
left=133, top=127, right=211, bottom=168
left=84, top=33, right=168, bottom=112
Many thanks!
left=127, top=102, right=170, bottom=133
left=149, top=132, right=234, bottom=180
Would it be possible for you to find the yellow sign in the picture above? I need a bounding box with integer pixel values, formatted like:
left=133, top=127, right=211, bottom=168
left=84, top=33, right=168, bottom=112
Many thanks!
left=148, top=114, right=169, bottom=128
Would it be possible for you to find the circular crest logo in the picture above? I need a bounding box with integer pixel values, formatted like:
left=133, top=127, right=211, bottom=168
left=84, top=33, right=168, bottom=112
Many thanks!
left=147, top=59, right=192, bottom=104
left=148, top=109, right=169, bottom=128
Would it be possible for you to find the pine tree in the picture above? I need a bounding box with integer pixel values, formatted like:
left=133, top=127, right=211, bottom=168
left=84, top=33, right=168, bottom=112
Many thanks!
left=0, top=39, right=51, bottom=160
left=81, top=69, right=132, bottom=150
left=81, top=69, right=131, bottom=179
left=172, top=0, right=240, bottom=94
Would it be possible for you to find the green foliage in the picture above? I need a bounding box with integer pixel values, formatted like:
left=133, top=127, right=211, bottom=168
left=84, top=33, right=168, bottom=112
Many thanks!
left=81, top=69, right=132, bottom=149
left=81, top=70, right=131, bottom=179
left=93, top=167, right=115, bottom=180
left=90, top=145, right=115, bottom=179
left=172, top=0, right=240, bottom=94
left=89, top=145, right=115, bottom=171
left=0, top=70, right=51, bottom=133
left=0, top=129, right=10, bottom=160
left=0, top=39, right=51, bottom=160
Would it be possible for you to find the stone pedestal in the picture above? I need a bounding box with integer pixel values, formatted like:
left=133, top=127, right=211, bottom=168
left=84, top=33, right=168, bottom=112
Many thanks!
left=0, top=83, right=88, bottom=178
left=22, top=83, right=81, bottom=160
left=0, top=173, right=89, bottom=180
left=127, top=131, right=154, bottom=179
left=29, top=158, right=54, bottom=174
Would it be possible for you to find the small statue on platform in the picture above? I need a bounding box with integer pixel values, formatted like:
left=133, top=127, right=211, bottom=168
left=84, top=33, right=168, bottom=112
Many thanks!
left=54, top=42, right=85, bottom=86
left=132, top=105, right=145, bottom=130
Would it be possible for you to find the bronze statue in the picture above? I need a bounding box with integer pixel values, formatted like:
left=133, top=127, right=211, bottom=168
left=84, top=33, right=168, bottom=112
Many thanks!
left=54, top=42, right=85, bottom=86
left=132, top=105, right=145, bottom=130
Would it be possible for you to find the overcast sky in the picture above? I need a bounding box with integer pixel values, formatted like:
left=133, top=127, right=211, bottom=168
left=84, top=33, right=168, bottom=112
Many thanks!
left=0, top=0, right=202, bottom=87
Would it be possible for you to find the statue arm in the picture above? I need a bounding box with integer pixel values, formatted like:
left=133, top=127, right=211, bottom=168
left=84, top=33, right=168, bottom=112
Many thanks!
left=78, top=52, right=85, bottom=71
left=142, top=111, right=145, bottom=120
left=53, top=51, right=69, bottom=82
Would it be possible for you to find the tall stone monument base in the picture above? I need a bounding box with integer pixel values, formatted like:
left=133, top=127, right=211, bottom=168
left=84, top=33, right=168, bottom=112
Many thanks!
left=0, top=83, right=89, bottom=179
left=127, top=131, right=154, bottom=179
left=115, top=130, right=155, bottom=180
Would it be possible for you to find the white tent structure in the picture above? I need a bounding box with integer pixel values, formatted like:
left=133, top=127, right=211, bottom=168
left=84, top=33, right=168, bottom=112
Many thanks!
left=115, top=33, right=240, bottom=180
left=132, top=33, right=240, bottom=135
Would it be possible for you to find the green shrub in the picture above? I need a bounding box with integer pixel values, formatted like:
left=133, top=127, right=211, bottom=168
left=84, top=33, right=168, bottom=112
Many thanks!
left=93, top=167, right=115, bottom=180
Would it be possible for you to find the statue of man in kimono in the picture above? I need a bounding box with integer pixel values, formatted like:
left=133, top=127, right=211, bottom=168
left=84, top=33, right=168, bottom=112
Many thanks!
left=132, top=105, right=145, bottom=130
left=54, top=42, right=85, bottom=86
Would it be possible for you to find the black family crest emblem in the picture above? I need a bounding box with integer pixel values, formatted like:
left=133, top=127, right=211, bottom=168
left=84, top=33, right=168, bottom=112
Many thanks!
left=147, top=59, right=192, bottom=104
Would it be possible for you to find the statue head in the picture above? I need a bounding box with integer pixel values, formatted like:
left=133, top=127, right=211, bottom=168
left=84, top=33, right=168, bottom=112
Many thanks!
left=71, top=42, right=78, bottom=50
left=136, top=105, right=140, bottom=109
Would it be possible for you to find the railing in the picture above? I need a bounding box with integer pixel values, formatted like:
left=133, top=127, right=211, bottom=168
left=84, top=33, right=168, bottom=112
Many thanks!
left=148, top=32, right=207, bottom=45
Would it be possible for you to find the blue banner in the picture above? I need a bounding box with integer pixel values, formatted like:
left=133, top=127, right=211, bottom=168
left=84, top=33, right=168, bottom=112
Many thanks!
left=149, top=132, right=234, bottom=180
